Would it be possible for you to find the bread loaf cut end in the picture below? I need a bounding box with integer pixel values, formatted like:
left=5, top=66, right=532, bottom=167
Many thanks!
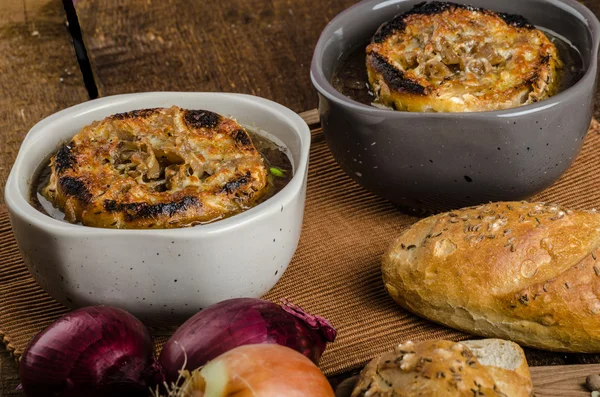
left=350, top=338, right=532, bottom=397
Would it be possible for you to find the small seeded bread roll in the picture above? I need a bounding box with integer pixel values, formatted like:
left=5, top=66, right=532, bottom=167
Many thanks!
left=350, top=339, right=532, bottom=397
left=382, top=201, right=600, bottom=352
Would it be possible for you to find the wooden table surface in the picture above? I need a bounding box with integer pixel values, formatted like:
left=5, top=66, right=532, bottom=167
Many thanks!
left=1, top=0, right=600, bottom=394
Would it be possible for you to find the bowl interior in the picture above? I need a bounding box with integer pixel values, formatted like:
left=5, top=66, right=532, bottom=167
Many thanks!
left=316, top=0, right=595, bottom=84
left=9, top=92, right=308, bottom=228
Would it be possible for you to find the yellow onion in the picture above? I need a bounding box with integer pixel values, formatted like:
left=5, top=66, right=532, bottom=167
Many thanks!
left=155, top=344, right=335, bottom=397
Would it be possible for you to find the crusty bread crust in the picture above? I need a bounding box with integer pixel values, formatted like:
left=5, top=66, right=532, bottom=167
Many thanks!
left=350, top=339, right=532, bottom=396
left=382, top=201, right=600, bottom=352
left=367, top=2, right=562, bottom=112
left=43, top=106, right=268, bottom=229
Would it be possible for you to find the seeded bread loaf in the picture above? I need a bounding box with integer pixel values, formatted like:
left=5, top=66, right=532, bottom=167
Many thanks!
left=382, top=201, right=600, bottom=352
left=349, top=339, right=532, bottom=397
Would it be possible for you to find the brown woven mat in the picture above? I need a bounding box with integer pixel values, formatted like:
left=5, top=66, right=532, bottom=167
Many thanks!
left=1, top=118, right=600, bottom=377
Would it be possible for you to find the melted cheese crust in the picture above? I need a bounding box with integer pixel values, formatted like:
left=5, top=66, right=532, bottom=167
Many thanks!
left=366, top=2, right=562, bottom=112
left=43, top=106, right=268, bottom=229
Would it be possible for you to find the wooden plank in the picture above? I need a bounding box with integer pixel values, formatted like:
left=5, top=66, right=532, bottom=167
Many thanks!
left=73, top=0, right=360, bottom=113
left=298, top=108, right=320, bottom=127
left=531, top=364, right=599, bottom=396
left=0, top=0, right=89, bottom=205
left=0, top=345, right=21, bottom=397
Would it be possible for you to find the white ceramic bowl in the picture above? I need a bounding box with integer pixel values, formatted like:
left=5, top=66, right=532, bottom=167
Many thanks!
left=5, top=92, right=310, bottom=326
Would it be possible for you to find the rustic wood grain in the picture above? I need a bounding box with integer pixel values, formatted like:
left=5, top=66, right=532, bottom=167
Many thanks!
left=0, top=345, right=20, bottom=397
left=72, top=0, right=360, bottom=113
left=0, top=0, right=89, bottom=205
left=530, top=364, right=600, bottom=396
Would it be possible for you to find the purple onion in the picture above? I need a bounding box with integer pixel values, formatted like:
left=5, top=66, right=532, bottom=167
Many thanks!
left=158, top=298, right=337, bottom=382
left=19, top=306, right=164, bottom=397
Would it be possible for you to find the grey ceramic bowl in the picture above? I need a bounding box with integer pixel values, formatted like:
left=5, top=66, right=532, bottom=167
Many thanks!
left=311, top=0, right=600, bottom=212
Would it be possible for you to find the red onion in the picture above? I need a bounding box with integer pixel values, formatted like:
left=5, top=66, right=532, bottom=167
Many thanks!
left=19, top=306, right=164, bottom=397
left=158, top=298, right=336, bottom=382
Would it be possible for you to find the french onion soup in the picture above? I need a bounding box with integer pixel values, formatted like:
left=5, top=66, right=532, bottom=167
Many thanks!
left=332, top=1, right=584, bottom=112
left=32, top=106, right=293, bottom=229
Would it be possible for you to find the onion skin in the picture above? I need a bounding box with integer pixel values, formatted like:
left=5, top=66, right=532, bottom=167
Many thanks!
left=159, top=298, right=336, bottom=383
left=191, top=344, right=335, bottom=397
left=19, top=306, right=164, bottom=397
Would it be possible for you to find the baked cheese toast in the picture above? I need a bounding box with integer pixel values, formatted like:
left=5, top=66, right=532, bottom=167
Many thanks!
left=42, top=106, right=268, bottom=229
left=366, top=2, right=562, bottom=112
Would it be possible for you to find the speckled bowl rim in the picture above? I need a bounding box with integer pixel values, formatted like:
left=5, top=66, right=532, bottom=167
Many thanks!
left=311, top=0, right=600, bottom=118
left=4, top=92, right=311, bottom=236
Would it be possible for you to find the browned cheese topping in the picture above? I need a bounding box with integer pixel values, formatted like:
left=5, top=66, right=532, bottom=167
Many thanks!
left=366, top=2, right=562, bottom=112
left=42, top=106, right=268, bottom=229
